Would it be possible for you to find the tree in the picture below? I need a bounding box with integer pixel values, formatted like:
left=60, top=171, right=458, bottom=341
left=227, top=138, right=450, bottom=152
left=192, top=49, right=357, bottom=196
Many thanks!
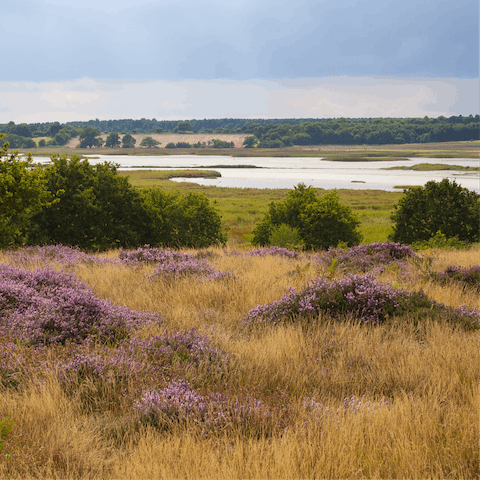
left=0, top=135, right=52, bottom=248
left=252, top=183, right=362, bottom=249
left=141, top=188, right=227, bottom=248
left=78, top=127, right=103, bottom=148
left=27, top=156, right=151, bottom=250
left=390, top=179, right=480, bottom=244
left=140, top=136, right=160, bottom=148
left=122, top=134, right=136, bottom=148
left=243, top=136, right=257, bottom=148
left=176, top=121, right=192, bottom=133
left=105, top=132, right=121, bottom=148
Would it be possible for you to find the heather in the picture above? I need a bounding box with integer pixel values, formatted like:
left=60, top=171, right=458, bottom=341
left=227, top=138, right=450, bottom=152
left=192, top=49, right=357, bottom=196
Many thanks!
left=428, top=265, right=480, bottom=292
left=315, top=241, right=416, bottom=274
left=0, top=244, right=478, bottom=479
left=0, top=264, right=158, bottom=345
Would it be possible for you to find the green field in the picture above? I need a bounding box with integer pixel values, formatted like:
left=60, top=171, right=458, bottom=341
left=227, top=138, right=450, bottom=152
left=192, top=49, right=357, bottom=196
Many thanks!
left=119, top=170, right=403, bottom=246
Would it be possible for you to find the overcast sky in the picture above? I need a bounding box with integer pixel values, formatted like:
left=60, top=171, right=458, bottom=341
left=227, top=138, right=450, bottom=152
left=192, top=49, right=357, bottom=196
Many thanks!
left=2, top=0, right=478, bottom=123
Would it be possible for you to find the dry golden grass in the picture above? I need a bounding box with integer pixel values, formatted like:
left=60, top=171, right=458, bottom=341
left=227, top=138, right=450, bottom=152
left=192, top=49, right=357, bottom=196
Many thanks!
left=0, top=246, right=478, bottom=479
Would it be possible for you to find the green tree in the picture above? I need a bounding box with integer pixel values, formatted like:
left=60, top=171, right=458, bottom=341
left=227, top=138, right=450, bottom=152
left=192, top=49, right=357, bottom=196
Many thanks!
left=140, top=136, right=160, bottom=148
left=122, top=134, right=136, bottom=148
left=105, top=132, right=121, bottom=148
left=78, top=127, right=103, bottom=148
left=243, top=136, right=257, bottom=148
left=176, top=121, right=192, bottom=133
left=27, top=156, right=151, bottom=250
left=300, top=191, right=362, bottom=249
left=252, top=183, right=362, bottom=249
left=390, top=179, right=480, bottom=244
left=141, top=188, right=227, bottom=248
left=0, top=136, right=52, bottom=248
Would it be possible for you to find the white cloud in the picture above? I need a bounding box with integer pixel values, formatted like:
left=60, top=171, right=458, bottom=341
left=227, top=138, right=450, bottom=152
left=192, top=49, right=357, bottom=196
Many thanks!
left=0, top=76, right=477, bottom=124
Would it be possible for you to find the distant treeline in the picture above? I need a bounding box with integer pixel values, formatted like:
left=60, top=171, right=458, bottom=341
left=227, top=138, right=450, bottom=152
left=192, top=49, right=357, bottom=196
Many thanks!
left=0, top=115, right=478, bottom=148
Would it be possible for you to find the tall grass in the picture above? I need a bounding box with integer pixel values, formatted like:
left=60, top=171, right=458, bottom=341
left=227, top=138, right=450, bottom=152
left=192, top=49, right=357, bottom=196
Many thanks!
left=0, top=245, right=478, bottom=479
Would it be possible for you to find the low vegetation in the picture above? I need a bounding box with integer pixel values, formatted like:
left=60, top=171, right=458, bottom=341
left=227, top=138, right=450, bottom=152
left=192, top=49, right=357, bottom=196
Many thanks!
left=0, top=243, right=478, bottom=478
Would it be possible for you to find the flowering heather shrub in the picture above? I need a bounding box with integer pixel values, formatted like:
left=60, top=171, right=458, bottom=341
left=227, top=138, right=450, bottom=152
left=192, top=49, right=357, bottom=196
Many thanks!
left=0, top=264, right=158, bottom=345
left=119, top=246, right=191, bottom=266
left=150, top=257, right=233, bottom=281
left=428, top=265, right=480, bottom=291
left=315, top=242, right=416, bottom=273
left=244, top=246, right=300, bottom=259
left=134, top=379, right=267, bottom=436
left=4, top=244, right=116, bottom=267
left=243, top=273, right=480, bottom=329
left=128, top=328, right=230, bottom=373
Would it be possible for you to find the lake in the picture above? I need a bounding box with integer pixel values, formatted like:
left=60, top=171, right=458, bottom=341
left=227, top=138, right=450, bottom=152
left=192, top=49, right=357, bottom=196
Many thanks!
left=32, top=154, right=480, bottom=193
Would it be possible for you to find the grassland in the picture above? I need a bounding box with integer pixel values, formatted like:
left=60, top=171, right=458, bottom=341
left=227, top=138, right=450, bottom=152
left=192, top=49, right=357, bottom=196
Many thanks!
left=382, top=163, right=480, bottom=171
left=119, top=170, right=404, bottom=246
left=0, top=245, right=478, bottom=479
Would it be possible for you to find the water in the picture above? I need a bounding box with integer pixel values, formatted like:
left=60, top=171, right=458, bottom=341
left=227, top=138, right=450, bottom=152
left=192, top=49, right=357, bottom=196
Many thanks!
left=32, top=154, right=480, bottom=193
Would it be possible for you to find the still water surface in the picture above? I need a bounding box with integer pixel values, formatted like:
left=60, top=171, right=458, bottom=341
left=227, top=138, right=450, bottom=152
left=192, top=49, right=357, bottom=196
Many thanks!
left=33, top=155, right=480, bottom=193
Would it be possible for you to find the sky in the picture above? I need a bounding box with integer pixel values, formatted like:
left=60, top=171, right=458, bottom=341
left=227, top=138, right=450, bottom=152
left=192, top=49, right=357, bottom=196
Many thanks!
left=1, top=0, right=478, bottom=123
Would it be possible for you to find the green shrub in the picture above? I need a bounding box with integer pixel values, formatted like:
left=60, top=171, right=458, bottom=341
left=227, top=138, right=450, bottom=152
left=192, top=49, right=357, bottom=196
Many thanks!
left=268, top=224, right=304, bottom=250
left=390, top=179, right=480, bottom=245
left=252, top=184, right=361, bottom=250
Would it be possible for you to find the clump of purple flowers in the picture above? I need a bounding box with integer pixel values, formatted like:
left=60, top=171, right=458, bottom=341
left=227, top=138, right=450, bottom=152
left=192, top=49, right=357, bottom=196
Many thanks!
left=150, top=257, right=233, bottom=282
left=243, top=273, right=480, bottom=328
left=4, top=244, right=116, bottom=267
left=429, top=265, right=480, bottom=292
left=0, top=264, right=158, bottom=345
left=244, top=246, right=299, bottom=259
left=134, top=379, right=267, bottom=436
left=128, top=328, right=230, bottom=373
left=316, top=242, right=416, bottom=273
left=244, top=274, right=414, bottom=325
left=119, top=246, right=191, bottom=266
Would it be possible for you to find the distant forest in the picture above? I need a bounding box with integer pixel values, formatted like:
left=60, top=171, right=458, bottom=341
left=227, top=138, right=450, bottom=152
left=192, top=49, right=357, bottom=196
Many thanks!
left=0, top=115, right=478, bottom=149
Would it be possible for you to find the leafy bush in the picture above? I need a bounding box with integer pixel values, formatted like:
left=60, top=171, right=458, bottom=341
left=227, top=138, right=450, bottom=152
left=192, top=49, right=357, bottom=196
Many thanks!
left=27, top=155, right=151, bottom=251
left=252, top=184, right=362, bottom=249
left=390, top=179, right=480, bottom=245
left=268, top=224, right=304, bottom=250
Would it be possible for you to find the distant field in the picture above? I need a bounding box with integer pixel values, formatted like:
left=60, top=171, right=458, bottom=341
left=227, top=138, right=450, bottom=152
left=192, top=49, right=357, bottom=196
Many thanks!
left=26, top=140, right=480, bottom=159
left=65, top=133, right=248, bottom=149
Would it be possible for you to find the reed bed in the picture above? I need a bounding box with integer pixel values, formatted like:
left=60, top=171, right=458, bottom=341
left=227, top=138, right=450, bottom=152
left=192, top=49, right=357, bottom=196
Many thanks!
left=0, top=244, right=478, bottom=479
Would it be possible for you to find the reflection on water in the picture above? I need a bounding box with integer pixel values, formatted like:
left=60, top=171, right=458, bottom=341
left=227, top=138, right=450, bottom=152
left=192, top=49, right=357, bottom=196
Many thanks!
left=31, top=154, right=480, bottom=193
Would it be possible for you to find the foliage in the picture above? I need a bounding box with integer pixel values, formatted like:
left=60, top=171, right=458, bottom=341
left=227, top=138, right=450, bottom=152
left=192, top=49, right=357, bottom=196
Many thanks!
left=165, top=142, right=176, bottom=148
left=0, top=137, right=53, bottom=248
left=208, top=139, right=234, bottom=148
left=140, top=136, right=160, bottom=148
left=390, top=179, right=480, bottom=244
left=175, top=121, right=192, bottom=133
left=78, top=126, right=103, bottom=148
left=27, top=155, right=151, bottom=250
left=105, top=132, right=121, bottom=148
left=141, top=189, right=227, bottom=248
left=242, top=136, right=257, bottom=148
left=268, top=224, right=304, bottom=249
left=411, top=230, right=471, bottom=251
left=121, top=133, right=136, bottom=148
left=252, top=184, right=362, bottom=250
left=0, top=264, right=157, bottom=345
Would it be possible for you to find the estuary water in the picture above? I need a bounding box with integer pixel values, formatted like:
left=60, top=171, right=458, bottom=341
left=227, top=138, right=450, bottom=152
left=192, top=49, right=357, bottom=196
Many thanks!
left=32, top=154, right=480, bottom=193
